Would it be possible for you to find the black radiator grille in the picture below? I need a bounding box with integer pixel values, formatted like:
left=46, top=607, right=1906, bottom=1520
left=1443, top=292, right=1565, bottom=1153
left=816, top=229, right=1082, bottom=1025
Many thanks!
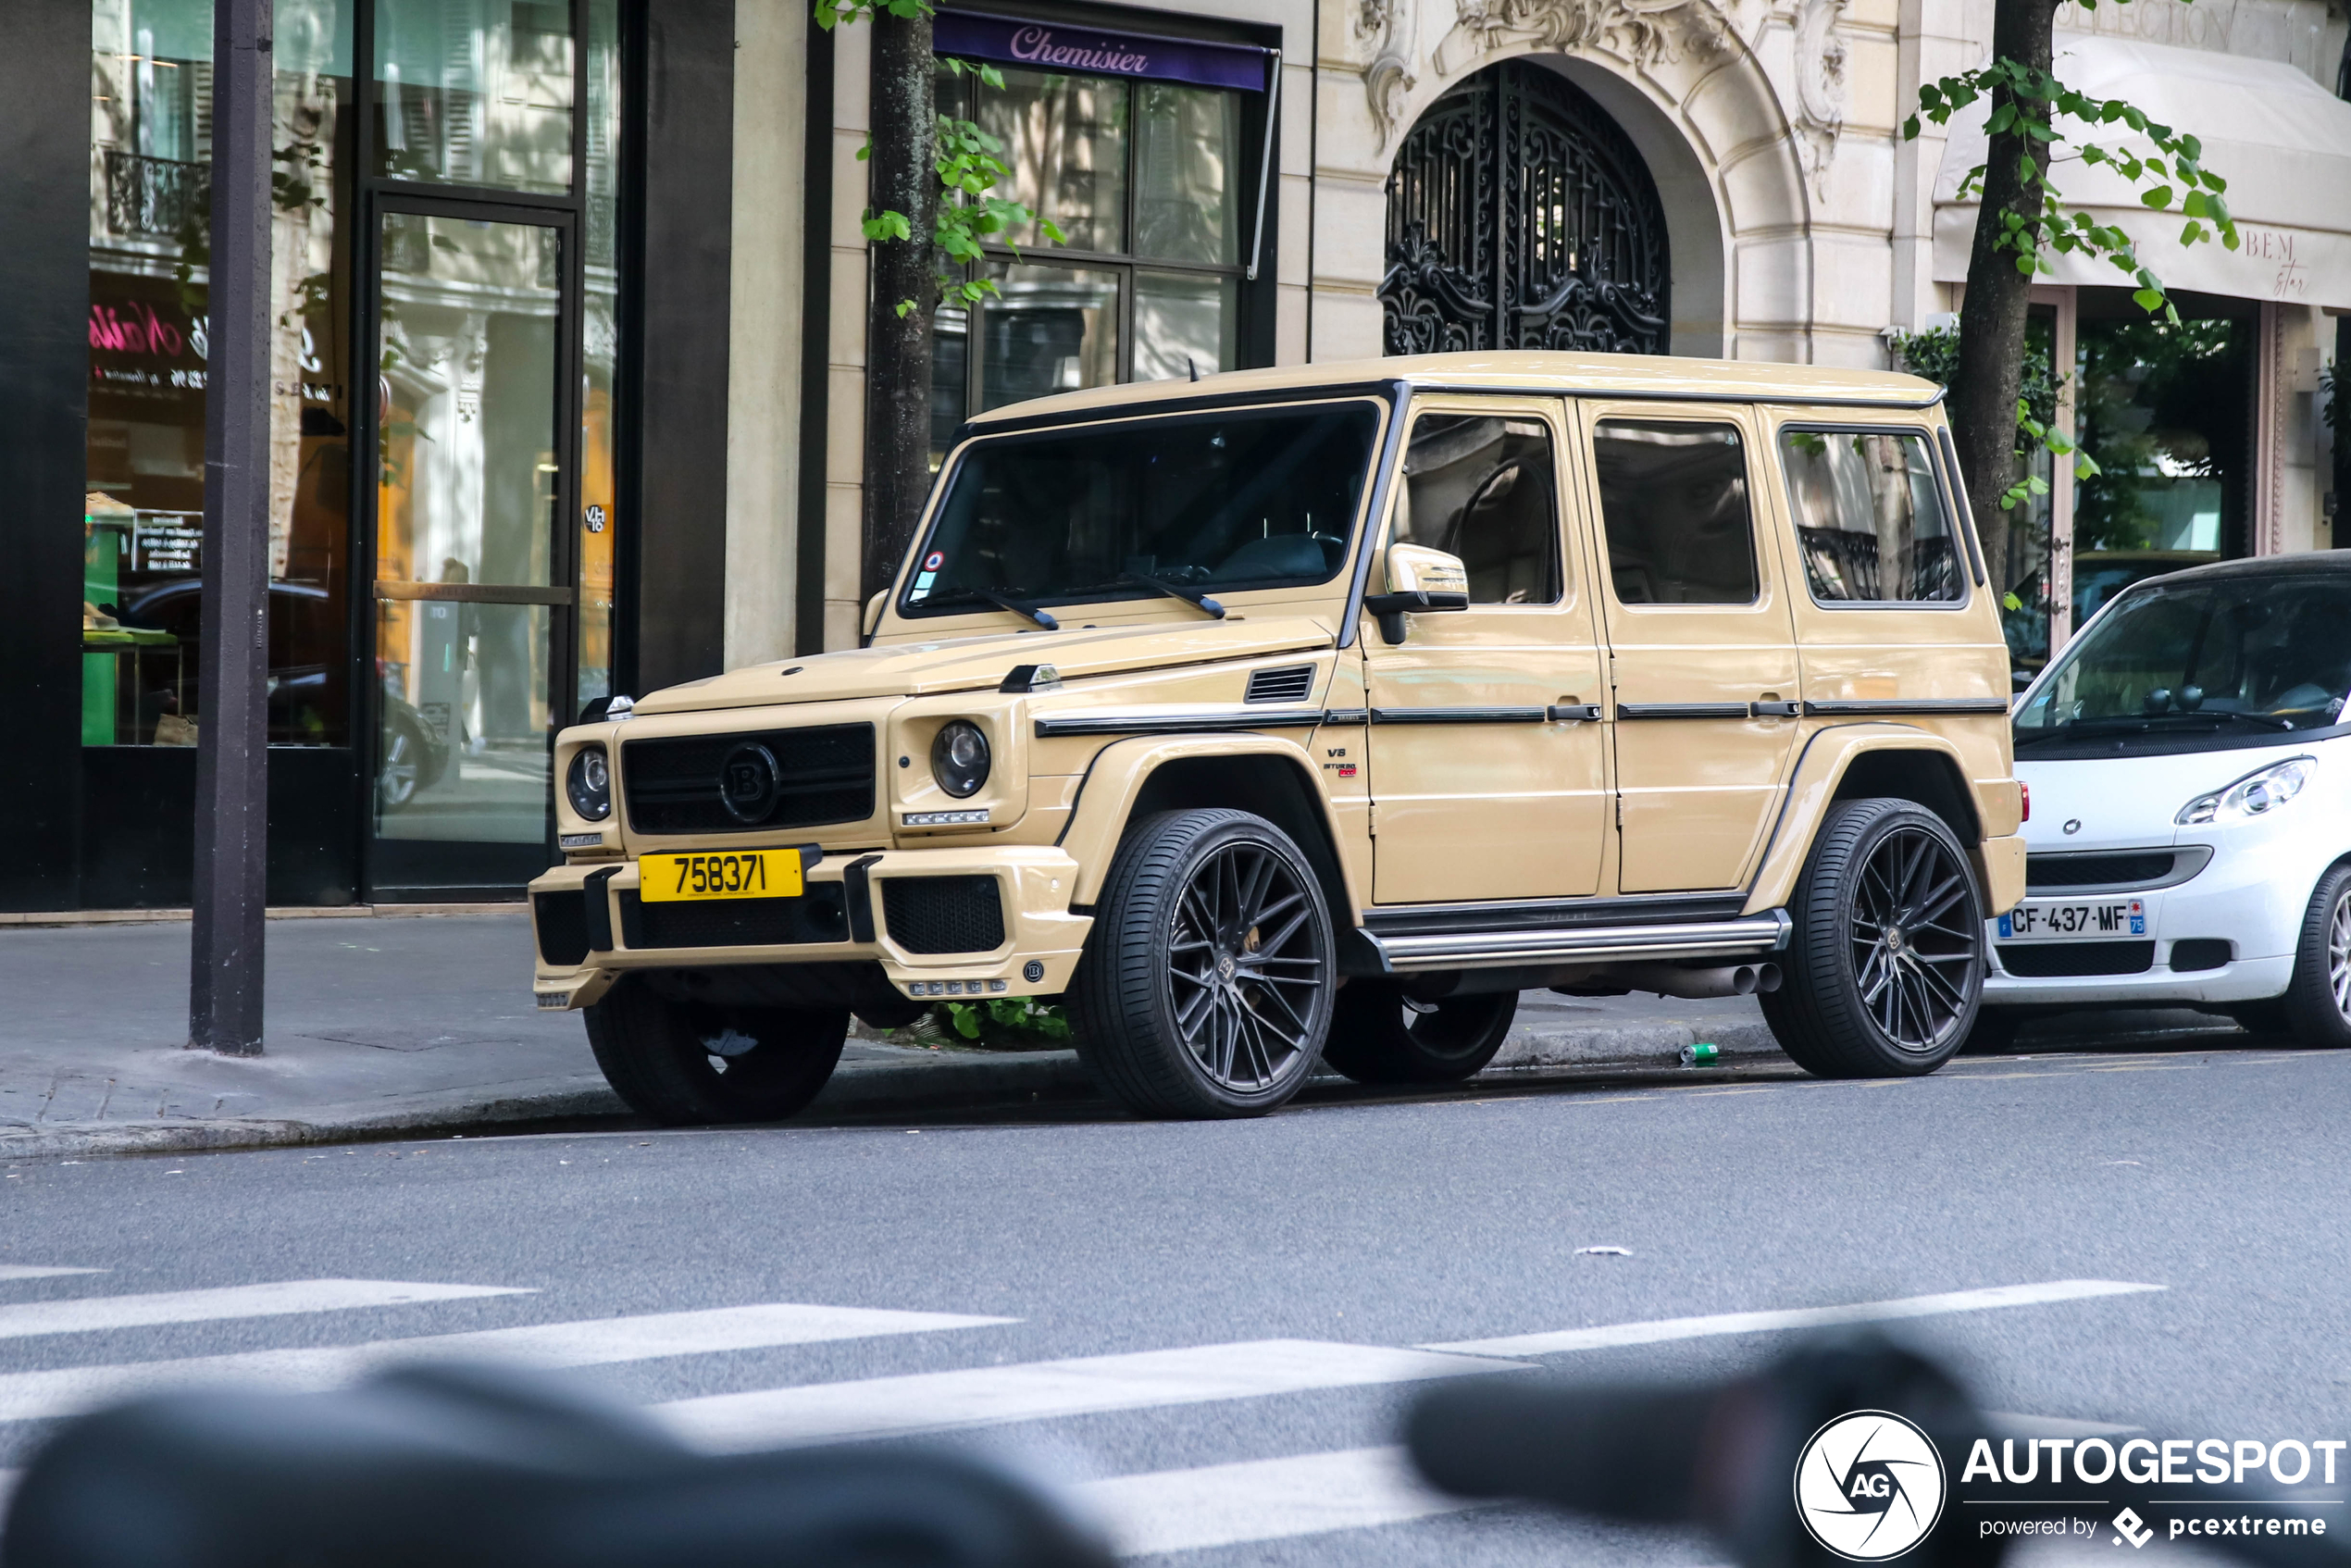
left=2026, top=852, right=2175, bottom=891
left=532, top=891, right=591, bottom=967
left=881, top=877, right=1007, bottom=954
left=622, top=724, right=875, bottom=836
left=1246, top=664, right=1316, bottom=703
left=1997, top=940, right=2154, bottom=977
left=617, top=886, right=851, bottom=950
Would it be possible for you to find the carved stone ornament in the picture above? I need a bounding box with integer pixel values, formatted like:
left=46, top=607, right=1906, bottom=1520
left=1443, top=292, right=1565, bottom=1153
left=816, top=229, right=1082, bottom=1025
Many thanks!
left=1791, top=0, right=1848, bottom=199
left=1367, top=55, right=1421, bottom=143
left=1431, top=0, right=1727, bottom=79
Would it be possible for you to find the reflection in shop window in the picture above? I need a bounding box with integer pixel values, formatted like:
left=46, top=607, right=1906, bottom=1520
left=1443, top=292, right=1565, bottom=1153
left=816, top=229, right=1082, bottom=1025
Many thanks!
left=374, top=0, right=573, bottom=193
left=2075, top=312, right=2249, bottom=557
left=84, top=0, right=354, bottom=750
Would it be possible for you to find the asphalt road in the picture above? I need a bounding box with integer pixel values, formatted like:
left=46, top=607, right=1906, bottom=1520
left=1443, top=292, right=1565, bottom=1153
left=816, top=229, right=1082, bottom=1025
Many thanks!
left=2, top=1037, right=2345, bottom=1565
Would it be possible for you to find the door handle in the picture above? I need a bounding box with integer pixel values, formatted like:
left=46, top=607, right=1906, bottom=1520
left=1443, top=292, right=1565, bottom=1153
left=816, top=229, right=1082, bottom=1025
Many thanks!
left=1749, top=700, right=1801, bottom=717
left=1547, top=703, right=1604, bottom=722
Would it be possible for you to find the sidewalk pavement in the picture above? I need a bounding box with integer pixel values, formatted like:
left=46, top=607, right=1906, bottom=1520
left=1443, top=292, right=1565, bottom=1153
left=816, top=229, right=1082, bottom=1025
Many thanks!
left=0, top=914, right=2244, bottom=1159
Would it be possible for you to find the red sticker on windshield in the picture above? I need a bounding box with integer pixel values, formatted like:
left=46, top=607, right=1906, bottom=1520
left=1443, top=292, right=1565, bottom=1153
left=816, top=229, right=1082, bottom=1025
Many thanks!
left=924, top=552, right=945, bottom=571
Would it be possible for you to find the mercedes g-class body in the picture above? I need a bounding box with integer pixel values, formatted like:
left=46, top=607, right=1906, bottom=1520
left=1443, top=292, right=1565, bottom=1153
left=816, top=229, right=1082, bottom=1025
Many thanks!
left=529, top=352, right=2026, bottom=1122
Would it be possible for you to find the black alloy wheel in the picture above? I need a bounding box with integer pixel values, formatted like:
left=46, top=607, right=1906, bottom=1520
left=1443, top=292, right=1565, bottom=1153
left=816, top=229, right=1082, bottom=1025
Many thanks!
left=1323, top=984, right=1517, bottom=1084
left=1072, top=809, right=1336, bottom=1118
left=584, top=978, right=850, bottom=1125
left=1763, top=798, right=1984, bottom=1077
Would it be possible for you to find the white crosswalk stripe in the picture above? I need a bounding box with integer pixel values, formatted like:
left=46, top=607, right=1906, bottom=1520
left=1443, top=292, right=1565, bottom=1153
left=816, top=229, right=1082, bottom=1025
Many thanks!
left=657, top=1340, right=1522, bottom=1451
left=0, top=1302, right=1014, bottom=1425
left=0, top=1268, right=106, bottom=1283
left=0, top=1280, right=529, bottom=1342
left=1079, top=1445, right=1481, bottom=1557
left=0, top=1276, right=2160, bottom=1561
left=1422, top=1279, right=2164, bottom=1358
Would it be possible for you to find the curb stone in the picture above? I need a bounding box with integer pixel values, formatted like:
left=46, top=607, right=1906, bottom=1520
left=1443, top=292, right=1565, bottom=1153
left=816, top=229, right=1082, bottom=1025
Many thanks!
left=0, top=1020, right=1789, bottom=1161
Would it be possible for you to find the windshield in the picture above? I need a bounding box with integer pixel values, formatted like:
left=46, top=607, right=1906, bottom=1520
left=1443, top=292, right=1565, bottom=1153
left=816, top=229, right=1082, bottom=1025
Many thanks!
left=902, top=402, right=1380, bottom=616
left=2016, top=574, right=2351, bottom=742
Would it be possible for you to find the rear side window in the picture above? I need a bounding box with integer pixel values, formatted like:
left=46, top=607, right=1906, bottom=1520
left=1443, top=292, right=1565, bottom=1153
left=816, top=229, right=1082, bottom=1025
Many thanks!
left=1592, top=420, right=1757, bottom=605
left=1394, top=414, right=1562, bottom=605
left=1780, top=429, right=1961, bottom=604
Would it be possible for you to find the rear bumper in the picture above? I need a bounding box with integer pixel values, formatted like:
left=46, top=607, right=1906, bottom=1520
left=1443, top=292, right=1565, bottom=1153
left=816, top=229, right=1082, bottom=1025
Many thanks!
left=529, top=848, right=1093, bottom=1011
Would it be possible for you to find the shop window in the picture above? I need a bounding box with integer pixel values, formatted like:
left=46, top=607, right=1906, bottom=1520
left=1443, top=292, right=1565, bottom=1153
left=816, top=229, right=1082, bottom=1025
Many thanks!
left=1592, top=421, right=1758, bottom=606
left=85, top=0, right=354, bottom=749
left=2074, top=306, right=2251, bottom=564
left=1779, top=429, right=1961, bottom=604
left=373, top=0, right=574, bottom=193
left=931, top=60, right=1250, bottom=457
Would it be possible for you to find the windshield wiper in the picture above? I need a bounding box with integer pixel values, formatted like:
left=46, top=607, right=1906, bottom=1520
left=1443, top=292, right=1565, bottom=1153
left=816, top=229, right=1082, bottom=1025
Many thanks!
left=923, top=586, right=1058, bottom=630
left=1116, top=570, right=1225, bottom=619
left=2016, top=708, right=2297, bottom=747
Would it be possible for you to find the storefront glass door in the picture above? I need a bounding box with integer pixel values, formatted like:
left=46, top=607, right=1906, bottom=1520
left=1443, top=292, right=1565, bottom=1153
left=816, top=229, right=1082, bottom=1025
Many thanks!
left=368, top=207, right=574, bottom=891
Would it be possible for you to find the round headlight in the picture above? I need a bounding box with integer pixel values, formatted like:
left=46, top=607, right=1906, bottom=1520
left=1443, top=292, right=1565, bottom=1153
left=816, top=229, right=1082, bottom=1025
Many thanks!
left=932, top=720, right=991, bottom=798
left=566, top=745, right=612, bottom=821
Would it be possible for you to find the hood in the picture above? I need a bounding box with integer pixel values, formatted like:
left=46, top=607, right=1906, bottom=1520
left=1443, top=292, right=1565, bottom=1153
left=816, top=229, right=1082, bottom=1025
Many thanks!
left=2017, top=740, right=2327, bottom=851
left=630, top=616, right=1338, bottom=716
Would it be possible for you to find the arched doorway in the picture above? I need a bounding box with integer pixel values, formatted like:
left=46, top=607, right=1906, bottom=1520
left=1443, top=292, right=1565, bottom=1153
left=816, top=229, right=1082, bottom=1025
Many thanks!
left=1381, top=59, right=1672, bottom=356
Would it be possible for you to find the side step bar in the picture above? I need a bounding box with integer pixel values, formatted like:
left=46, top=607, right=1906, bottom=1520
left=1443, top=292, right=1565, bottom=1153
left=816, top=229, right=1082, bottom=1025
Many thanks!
left=1360, top=911, right=1792, bottom=974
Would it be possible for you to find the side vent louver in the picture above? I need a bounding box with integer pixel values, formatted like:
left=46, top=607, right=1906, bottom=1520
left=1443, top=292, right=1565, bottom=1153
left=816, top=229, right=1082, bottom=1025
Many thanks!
left=1245, top=664, right=1315, bottom=704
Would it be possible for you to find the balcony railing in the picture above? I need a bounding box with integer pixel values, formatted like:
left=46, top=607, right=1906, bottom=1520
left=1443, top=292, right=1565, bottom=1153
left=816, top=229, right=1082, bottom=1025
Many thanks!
left=105, top=150, right=209, bottom=238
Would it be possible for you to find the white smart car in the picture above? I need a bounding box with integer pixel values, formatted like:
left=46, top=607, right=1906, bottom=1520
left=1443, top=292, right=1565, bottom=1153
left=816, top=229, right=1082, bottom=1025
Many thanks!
left=1978, top=554, right=2351, bottom=1049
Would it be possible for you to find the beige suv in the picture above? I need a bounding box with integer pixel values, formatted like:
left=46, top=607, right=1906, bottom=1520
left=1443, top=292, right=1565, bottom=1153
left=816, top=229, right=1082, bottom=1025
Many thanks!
left=530, top=352, right=2024, bottom=1122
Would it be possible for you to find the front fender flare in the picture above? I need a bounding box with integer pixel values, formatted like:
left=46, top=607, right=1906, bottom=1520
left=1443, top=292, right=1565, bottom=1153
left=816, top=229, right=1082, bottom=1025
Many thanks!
left=1058, top=733, right=1361, bottom=913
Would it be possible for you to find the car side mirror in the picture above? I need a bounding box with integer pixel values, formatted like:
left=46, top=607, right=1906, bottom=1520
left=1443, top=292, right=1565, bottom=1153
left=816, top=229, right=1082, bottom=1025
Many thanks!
left=1363, top=543, right=1471, bottom=645
left=862, top=590, right=887, bottom=641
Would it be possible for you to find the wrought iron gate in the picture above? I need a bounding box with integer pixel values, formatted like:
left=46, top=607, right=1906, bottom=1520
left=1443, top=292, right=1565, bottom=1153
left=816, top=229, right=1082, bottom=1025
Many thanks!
left=1381, top=60, right=1672, bottom=356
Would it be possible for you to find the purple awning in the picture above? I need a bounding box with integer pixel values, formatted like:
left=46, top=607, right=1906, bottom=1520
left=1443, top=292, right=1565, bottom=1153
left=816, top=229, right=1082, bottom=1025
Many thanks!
left=934, top=8, right=1271, bottom=92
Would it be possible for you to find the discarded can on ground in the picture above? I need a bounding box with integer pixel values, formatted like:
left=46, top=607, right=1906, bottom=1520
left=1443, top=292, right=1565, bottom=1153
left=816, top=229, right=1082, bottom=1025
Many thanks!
left=1677, top=1042, right=1720, bottom=1066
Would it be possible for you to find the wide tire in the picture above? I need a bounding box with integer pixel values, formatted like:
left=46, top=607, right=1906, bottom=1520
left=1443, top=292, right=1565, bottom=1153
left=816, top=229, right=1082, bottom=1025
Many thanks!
left=1323, top=984, right=1516, bottom=1084
left=584, top=978, right=848, bottom=1126
left=1070, top=809, right=1337, bottom=1119
left=2273, top=861, right=2351, bottom=1049
left=1761, top=798, right=1984, bottom=1078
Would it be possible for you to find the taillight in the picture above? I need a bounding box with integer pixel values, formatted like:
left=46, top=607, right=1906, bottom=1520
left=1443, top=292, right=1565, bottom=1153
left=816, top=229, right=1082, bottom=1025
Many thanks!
left=2019, top=781, right=2030, bottom=823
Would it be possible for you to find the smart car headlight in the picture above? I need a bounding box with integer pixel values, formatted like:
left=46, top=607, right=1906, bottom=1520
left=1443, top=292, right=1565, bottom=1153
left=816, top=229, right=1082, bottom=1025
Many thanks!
left=2176, top=755, right=2315, bottom=826
left=932, top=720, right=991, bottom=799
left=566, top=745, right=613, bottom=821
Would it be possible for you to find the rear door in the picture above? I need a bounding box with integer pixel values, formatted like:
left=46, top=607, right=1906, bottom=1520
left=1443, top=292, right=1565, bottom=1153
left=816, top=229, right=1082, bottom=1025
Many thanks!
left=1573, top=404, right=1803, bottom=893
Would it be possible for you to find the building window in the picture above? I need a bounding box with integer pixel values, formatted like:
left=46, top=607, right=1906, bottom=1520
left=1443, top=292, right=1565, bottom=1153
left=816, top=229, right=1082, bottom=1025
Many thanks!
left=930, top=59, right=1250, bottom=455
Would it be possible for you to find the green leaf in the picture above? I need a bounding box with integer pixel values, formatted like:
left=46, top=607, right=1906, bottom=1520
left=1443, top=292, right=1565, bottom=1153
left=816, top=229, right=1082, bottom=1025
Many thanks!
left=2132, top=285, right=2165, bottom=313
left=2140, top=185, right=2173, bottom=209
left=2003, top=591, right=2025, bottom=612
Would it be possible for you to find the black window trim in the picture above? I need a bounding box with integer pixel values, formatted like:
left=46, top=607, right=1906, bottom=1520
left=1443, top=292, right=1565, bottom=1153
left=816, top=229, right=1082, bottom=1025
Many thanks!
left=1774, top=418, right=1974, bottom=613
left=1384, top=396, right=1572, bottom=612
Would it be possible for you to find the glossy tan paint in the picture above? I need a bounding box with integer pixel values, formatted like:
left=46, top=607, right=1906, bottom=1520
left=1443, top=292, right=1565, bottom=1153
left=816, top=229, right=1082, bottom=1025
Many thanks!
left=1574, top=401, right=1808, bottom=892
left=1362, top=394, right=1611, bottom=903
left=1739, top=723, right=2027, bottom=917
left=1058, top=734, right=1364, bottom=914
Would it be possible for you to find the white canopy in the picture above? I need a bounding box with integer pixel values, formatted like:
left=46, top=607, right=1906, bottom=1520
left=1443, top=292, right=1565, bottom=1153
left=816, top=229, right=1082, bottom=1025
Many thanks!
left=1932, top=32, right=2351, bottom=310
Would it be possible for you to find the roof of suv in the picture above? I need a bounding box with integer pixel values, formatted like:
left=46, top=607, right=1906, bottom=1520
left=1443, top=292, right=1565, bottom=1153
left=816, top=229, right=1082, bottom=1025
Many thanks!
left=965, top=351, right=1945, bottom=428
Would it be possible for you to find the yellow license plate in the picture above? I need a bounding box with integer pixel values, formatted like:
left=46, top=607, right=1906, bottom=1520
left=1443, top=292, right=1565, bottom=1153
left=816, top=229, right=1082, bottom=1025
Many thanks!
left=638, top=851, right=804, bottom=902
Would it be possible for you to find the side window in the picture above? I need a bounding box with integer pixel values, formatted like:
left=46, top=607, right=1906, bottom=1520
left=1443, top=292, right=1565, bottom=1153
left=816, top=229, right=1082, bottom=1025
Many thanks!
left=1394, top=414, right=1562, bottom=605
left=1779, top=429, right=1961, bottom=604
left=1592, top=420, right=1757, bottom=605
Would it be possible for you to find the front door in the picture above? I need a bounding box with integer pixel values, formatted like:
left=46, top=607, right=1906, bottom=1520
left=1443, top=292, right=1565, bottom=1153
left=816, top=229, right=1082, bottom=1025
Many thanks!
left=1363, top=397, right=1610, bottom=904
left=1574, top=404, right=1803, bottom=893
left=367, top=203, right=578, bottom=895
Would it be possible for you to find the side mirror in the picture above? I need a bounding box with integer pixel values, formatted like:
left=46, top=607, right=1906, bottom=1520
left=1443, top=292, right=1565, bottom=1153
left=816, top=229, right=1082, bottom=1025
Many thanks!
left=1363, top=543, right=1471, bottom=645
left=862, top=590, right=888, bottom=641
